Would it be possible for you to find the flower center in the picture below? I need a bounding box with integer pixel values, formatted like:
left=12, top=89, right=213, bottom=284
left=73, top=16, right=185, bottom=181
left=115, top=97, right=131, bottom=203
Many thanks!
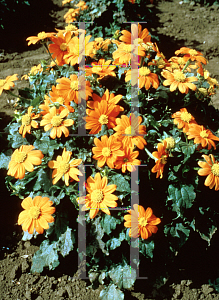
left=139, top=67, right=151, bottom=77
left=138, top=217, right=148, bottom=227
left=22, top=114, right=31, bottom=126
left=133, top=38, right=144, bottom=45
left=14, top=152, right=27, bottom=163
left=211, top=163, right=219, bottom=177
left=37, top=31, right=46, bottom=39
left=173, top=71, right=186, bottom=82
left=99, top=114, right=108, bottom=125
left=70, top=81, right=78, bottom=90
left=0, top=79, right=6, bottom=87
left=56, top=97, right=65, bottom=104
left=60, top=43, right=68, bottom=51
left=59, top=162, right=70, bottom=174
left=65, top=24, right=77, bottom=32
left=178, top=57, right=186, bottom=65
left=164, top=137, right=175, bottom=149
left=180, top=112, right=192, bottom=123
left=91, top=189, right=104, bottom=203
left=123, top=44, right=132, bottom=53
left=161, top=154, right=168, bottom=164
left=51, top=115, right=63, bottom=127
left=157, top=58, right=165, bottom=67
left=123, top=157, right=129, bottom=163
left=29, top=206, right=41, bottom=219
left=102, top=147, right=111, bottom=157
left=125, top=126, right=135, bottom=136
left=189, top=49, right=198, bottom=56
left=200, top=130, right=209, bottom=139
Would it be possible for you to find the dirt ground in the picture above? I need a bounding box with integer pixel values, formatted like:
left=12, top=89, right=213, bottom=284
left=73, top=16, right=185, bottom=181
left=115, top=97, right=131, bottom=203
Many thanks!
left=1, top=0, right=219, bottom=299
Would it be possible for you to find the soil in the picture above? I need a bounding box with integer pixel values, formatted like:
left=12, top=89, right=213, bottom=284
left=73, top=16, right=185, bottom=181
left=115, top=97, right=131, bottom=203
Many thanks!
left=1, top=0, right=219, bottom=299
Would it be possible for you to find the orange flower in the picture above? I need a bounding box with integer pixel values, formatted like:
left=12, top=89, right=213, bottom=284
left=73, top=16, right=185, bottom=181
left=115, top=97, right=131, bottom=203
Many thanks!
left=18, top=196, right=55, bottom=234
left=87, top=89, right=123, bottom=112
left=77, top=173, right=118, bottom=219
left=49, top=85, right=74, bottom=112
left=92, top=135, right=124, bottom=169
left=75, top=1, right=88, bottom=10
left=64, top=34, right=95, bottom=65
left=0, top=74, right=18, bottom=95
left=93, top=37, right=111, bottom=51
left=56, top=74, right=93, bottom=104
left=63, top=8, right=80, bottom=23
left=113, top=113, right=147, bottom=150
left=171, top=108, right=197, bottom=133
left=162, top=69, right=198, bottom=94
left=124, top=204, right=161, bottom=239
left=48, top=148, right=83, bottom=186
left=112, top=42, right=145, bottom=65
left=86, top=59, right=116, bottom=80
left=48, top=31, right=72, bottom=66
left=115, top=146, right=141, bottom=172
left=19, top=106, right=39, bottom=138
left=125, top=66, right=159, bottom=89
left=175, top=47, right=207, bottom=65
left=198, top=154, right=219, bottom=191
left=7, top=145, right=44, bottom=179
left=186, top=124, right=219, bottom=150
left=85, top=100, right=121, bottom=135
left=40, top=106, right=74, bottom=139
left=151, top=141, right=168, bottom=179
left=119, top=23, right=151, bottom=45
left=26, top=31, right=55, bottom=46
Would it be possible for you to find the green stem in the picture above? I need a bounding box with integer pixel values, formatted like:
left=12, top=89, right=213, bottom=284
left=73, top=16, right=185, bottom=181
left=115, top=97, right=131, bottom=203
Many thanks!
left=140, top=56, right=144, bottom=68
left=145, top=147, right=158, bottom=161
left=182, top=59, right=191, bottom=73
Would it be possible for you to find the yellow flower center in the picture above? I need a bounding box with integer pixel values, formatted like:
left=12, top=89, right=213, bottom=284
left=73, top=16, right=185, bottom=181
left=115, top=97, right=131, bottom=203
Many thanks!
left=0, top=79, right=6, bottom=87
left=200, top=130, right=209, bottom=139
left=91, top=189, right=104, bottom=203
left=60, top=43, right=68, bottom=51
left=173, top=71, right=186, bottom=82
left=178, top=57, right=186, bottom=65
left=161, top=154, right=168, bottom=164
left=198, top=88, right=208, bottom=96
left=171, top=63, right=180, bottom=70
left=180, top=112, right=192, bottom=123
left=37, top=32, right=46, bottom=39
left=164, top=137, right=175, bottom=149
left=102, top=147, right=111, bottom=157
left=99, top=114, right=108, bottom=125
left=59, top=162, right=70, bottom=174
left=22, top=114, right=31, bottom=126
left=123, top=44, right=132, bottom=53
left=139, top=217, right=148, bottom=227
left=125, top=126, right=135, bottom=136
left=123, top=157, right=129, bottom=163
left=14, top=152, right=27, bottom=163
left=29, top=206, right=41, bottom=219
left=189, top=49, right=198, bottom=56
left=51, top=115, right=63, bottom=127
left=56, top=97, right=65, bottom=105
left=211, top=163, right=219, bottom=177
left=133, top=38, right=144, bottom=45
left=139, top=67, right=151, bottom=77
left=65, top=24, right=77, bottom=32
left=70, top=81, right=78, bottom=90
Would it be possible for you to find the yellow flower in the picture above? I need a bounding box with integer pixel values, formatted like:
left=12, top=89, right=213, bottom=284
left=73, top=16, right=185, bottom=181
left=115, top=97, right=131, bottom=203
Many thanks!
left=48, top=148, right=83, bottom=186
left=19, top=106, right=39, bottom=138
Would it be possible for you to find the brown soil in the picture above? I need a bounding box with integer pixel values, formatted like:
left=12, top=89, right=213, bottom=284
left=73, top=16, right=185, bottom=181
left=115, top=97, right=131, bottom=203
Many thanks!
left=1, top=0, right=219, bottom=299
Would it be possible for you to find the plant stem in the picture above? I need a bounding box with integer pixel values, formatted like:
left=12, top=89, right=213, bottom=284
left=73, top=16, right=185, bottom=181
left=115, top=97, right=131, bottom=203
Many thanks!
left=145, top=147, right=158, bottom=161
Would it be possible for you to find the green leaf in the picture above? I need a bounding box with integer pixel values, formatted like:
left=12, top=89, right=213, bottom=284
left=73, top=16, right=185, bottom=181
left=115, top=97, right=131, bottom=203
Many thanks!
left=99, top=284, right=124, bottom=300
left=31, top=240, right=60, bottom=273
left=101, top=214, right=122, bottom=235
left=33, top=168, right=52, bottom=192
left=140, top=239, right=154, bottom=260
left=167, top=184, right=196, bottom=217
left=105, top=232, right=126, bottom=250
left=108, top=262, right=136, bottom=289
left=110, top=173, right=130, bottom=193
left=164, top=223, right=190, bottom=251
left=58, top=227, right=74, bottom=257
left=0, top=150, right=12, bottom=169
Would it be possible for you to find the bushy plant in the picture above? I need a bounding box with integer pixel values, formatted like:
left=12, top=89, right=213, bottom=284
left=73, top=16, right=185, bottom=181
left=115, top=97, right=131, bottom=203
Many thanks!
left=1, top=0, right=219, bottom=298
